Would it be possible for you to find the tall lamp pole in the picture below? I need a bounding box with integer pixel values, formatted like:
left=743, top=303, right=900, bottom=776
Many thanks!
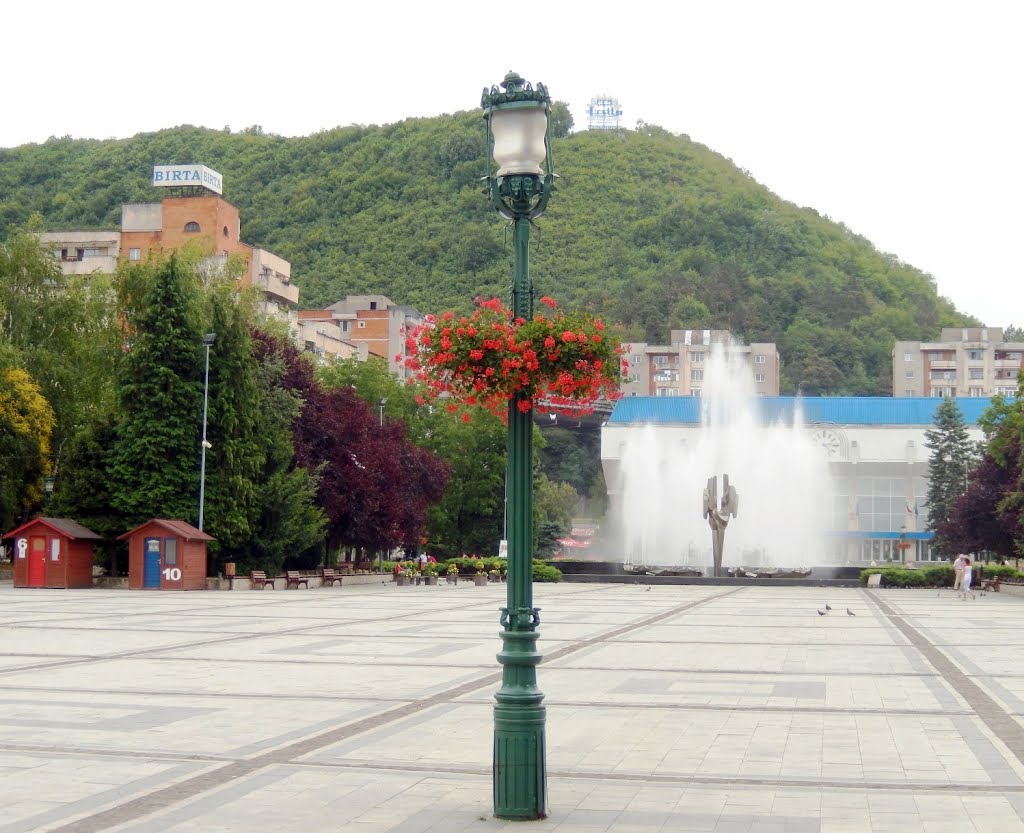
left=378, top=397, right=388, bottom=427
left=198, top=332, right=216, bottom=531
left=482, top=70, right=554, bottom=821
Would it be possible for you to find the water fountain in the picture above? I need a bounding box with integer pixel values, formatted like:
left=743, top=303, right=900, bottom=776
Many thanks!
left=613, top=341, right=835, bottom=575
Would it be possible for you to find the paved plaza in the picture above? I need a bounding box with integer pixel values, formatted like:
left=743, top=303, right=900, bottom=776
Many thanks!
left=2, top=580, right=1024, bottom=832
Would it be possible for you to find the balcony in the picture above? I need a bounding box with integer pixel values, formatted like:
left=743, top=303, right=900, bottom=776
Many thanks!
left=253, top=271, right=299, bottom=306
left=927, top=360, right=956, bottom=369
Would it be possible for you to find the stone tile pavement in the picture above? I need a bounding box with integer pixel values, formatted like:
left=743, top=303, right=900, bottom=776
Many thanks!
left=1, top=580, right=1023, bottom=831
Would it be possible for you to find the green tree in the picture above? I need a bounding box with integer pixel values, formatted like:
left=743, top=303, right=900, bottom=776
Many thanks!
left=533, top=473, right=578, bottom=556
left=924, top=398, right=976, bottom=545
left=0, top=366, right=56, bottom=530
left=200, top=291, right=265, bottom=560
left=107, top=255, right=203, bottom=525
left=245, top=337, right=326, bottom=572
left=424, top=411, right=507, bottom=558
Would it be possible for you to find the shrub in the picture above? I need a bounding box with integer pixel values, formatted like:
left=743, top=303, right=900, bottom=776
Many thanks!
left=860, top=564, right=1021, bottom=587
left=532, top=561, right=563, bottom=583
left=859, top=568, right=927, bottom=588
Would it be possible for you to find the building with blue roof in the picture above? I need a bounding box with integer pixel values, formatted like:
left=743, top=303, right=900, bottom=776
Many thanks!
left=601, top=396, right=996, bottom=567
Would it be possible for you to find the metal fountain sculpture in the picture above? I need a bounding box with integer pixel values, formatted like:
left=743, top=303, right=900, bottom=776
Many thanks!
left=703, top=474, right=739, bottom=577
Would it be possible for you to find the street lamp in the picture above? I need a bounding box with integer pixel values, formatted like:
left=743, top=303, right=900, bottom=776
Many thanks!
left=482, top=70, right=554, bottom=821
left=378, top=397, right=388, bottom=427
left=198, top=332, right=216, bottom=531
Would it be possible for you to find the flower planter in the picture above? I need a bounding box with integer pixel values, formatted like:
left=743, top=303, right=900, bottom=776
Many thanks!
left=423, top=576, right=438, bottom=586
left=473, top=574, right=488, bottom=587
left=396, top=575, right=408, bottom=586
left=446, top=574, right=458, bottom=585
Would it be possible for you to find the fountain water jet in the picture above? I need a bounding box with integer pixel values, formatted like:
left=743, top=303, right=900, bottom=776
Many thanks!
left=614, top=341, right=835, bottom=572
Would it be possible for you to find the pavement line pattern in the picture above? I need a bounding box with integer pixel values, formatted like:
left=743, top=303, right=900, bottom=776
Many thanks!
left=870, top=590, right=1024, bottom=767
left=39, top=588, right=742, bottom=833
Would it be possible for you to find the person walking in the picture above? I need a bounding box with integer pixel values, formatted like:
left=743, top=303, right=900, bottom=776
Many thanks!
left=960, top=557, right=975, bottom=600
left=952, top=553, right=966, bottom=591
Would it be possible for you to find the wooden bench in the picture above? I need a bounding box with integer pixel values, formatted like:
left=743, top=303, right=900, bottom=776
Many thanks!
left=250, top=570, right=274, bottom=590
left=321, top=568, right=343, bottom=587
left=285, top=570, right=309, bottom=589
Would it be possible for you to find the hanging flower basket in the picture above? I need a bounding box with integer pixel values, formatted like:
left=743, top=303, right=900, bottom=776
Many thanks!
left=895, top=541, right=912, bottom=551
left=402, top=297, right=626, bottom=420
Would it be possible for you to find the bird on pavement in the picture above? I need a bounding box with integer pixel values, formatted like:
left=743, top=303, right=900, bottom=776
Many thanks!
left=825, top=603, right=832, bottom=611
left=817, top=609, right=826, bottom=616
left=847, top=608, right=856, bottom=616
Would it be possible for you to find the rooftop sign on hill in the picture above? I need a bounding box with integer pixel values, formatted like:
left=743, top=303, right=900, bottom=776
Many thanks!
left=152, top=164, right=223, bottom=195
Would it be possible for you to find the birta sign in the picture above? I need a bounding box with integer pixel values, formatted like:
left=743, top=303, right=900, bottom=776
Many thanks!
left=152, top=164, right=223, bottom=195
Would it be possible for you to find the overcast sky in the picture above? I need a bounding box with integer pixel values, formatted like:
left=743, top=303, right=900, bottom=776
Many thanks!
left=4, top=0, right=1021, bottom=328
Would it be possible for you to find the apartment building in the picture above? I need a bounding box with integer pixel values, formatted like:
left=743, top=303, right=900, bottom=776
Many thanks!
left=301, top=295, right=425, bottom=378
left=120, top=195, right=299, bottom=317
left=37, top=231, right=121, bottom=276
left=894, top=328, right=1024, bottom=398
left=40, top=165, right=298, bottom=321
left=621, top=329, right=780, bottom=397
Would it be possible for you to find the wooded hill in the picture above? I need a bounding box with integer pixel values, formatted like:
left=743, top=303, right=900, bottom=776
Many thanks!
left=0, top=111, right=974, bottom=395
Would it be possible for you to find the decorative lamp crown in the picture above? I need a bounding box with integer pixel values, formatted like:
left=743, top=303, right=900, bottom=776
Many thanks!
left=482, top=71, right=551, bottom=177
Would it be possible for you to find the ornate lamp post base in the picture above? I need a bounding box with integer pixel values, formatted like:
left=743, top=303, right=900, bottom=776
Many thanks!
left=493, top=619, right=546, bottom=818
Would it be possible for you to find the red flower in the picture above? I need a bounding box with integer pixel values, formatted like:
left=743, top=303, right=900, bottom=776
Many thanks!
left=540, top=296, right=557, bottom=308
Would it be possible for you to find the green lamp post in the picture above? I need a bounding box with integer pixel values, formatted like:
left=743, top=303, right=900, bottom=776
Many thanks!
left=481, top=70, right=554, bottom=820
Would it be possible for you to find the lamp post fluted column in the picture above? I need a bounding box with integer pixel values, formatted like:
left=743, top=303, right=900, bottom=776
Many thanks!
left=482, top=70, right=554, bottom=821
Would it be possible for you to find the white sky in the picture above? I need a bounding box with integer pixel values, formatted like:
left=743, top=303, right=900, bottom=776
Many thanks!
left=4, top=0, right=1021, bottom=328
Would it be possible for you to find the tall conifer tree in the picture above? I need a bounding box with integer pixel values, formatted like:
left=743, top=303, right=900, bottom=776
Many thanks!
left=924, top=397, right=975, bottom=540
left=107, top=255, right=202, bottom=525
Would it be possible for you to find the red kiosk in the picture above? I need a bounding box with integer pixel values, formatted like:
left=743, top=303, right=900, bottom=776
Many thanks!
left=119, top=519, right=213, bottom=590
left=4, top=517, right=101, bottom=588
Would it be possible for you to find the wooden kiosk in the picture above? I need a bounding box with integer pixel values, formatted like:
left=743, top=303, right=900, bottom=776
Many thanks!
left=4, top=517, right=101, bottom=588
left=119, top=519, right=213, bottom=591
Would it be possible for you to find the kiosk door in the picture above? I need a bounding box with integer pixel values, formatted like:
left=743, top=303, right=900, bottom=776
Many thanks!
left=28, top=536, right=46, bottom=586
left=143, top=538, right=161, bottom=588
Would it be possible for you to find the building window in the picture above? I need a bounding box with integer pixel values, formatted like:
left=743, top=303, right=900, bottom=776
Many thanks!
left=904, top=351, right=913, bottom=361
left=632, top=355, right=641, bottom=365
left=358, top=321, right=366, bottom=329
left=969, top=368, right=984, bottom=380
left=184, top=221, right=200, bottom=233
left=653, top=356, right=668, bottom=365
left=370, top=301, right=377, bottom=310
left=690, top=389, right=702, bottom=397
left=969, top=387, right=984, bottom=397
left=968, top=350, right=983, bottom=360
left=128, top=248, right=141, bottom=261
left=754, top=354, right=766, bottom=364
left=691, top=368, right=704, bottom=382
left=905, top=389, right=915, bottom=396
left=905, top=370, right=914, bottom=378
left=754, top=373, right=766, bottom=383
left=691, top=351, right=704, bottom=363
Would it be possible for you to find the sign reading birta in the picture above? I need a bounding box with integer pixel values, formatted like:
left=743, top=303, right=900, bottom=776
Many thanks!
left=152, top=164, right=223, bottom=195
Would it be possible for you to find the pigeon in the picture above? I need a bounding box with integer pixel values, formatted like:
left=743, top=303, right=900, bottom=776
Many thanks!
left=645, top=586, right=651, bottom=592
left=817, top=609, right=827, bottom=616
left=847, top=608, right=855, bottom=616
left=825, top=603, right=832, bottom=611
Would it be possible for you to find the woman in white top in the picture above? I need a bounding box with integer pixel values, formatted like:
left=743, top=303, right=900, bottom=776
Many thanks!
left=960, top=558, right=975, bottom=600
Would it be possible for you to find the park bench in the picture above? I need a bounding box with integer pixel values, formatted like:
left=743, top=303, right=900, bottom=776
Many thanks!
left=250, top=570, right=274, bottom=590
left=321, top=568, right=343, bottom=587
left=285, top=570, right=309, bottom=589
